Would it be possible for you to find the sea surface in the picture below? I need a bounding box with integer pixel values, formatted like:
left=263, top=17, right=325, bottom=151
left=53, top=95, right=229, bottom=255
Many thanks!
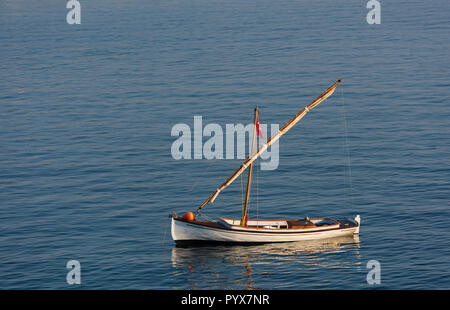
left=0, top=0, right=449, bottom=289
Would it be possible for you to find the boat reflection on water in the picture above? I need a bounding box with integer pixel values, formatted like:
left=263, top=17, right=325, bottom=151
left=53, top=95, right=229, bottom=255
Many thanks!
left=170, top=235, right=361, bottom=289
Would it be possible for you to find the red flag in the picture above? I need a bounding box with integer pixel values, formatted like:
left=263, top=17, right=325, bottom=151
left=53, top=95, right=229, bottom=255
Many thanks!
left=255, top=116, right=262, bottom=137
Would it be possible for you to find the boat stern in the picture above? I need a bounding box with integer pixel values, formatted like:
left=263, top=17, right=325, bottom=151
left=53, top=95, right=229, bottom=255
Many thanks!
left=354, top=215, right=360, bottom=234
left=338, top=215, right=360, bottom=235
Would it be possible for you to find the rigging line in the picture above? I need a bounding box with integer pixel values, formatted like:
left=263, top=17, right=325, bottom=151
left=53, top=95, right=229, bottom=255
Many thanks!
left=340, top=84, right=354, bottom=208
left=252, top=122, right=260, bottom=224
left=256, top=112, right=262, bottom=227
left=256, top=157, right=259, bottom=228
left=176, top=158, right=218, bottom=205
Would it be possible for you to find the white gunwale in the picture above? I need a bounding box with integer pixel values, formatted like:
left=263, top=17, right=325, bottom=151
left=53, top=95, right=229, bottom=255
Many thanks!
left=171, top=216, right=360, bottom=243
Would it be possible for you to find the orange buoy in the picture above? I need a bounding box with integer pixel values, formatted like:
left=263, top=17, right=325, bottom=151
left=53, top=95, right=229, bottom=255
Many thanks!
left=182, top=212, right=195, bottom=221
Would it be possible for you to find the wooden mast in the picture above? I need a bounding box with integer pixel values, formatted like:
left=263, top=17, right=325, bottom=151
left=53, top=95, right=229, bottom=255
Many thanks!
left=241, top=107, right=258, bottom=226
left=197, top=78, right=342, bottom=213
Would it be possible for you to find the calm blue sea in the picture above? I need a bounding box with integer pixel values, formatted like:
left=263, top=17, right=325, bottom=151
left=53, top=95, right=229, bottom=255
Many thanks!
left=1, top=0, right=449, bottom=289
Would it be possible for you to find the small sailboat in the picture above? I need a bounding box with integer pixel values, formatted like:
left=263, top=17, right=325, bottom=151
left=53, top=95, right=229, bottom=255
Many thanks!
left=171, top=79, right=360, bottom=244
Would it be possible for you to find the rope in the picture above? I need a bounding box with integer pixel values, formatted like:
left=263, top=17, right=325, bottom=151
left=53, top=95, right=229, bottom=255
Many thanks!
left=256, top=157, right=259, bottom=228
left=340, top=85, right=354, bottom=208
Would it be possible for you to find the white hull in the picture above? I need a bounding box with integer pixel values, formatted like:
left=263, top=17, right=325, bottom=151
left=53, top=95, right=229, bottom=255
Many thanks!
left=171, top=216, right=360, bottom=244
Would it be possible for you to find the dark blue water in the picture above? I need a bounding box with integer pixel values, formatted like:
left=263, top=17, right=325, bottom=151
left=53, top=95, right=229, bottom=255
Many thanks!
left=1, top=0, right=449, bottom=289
